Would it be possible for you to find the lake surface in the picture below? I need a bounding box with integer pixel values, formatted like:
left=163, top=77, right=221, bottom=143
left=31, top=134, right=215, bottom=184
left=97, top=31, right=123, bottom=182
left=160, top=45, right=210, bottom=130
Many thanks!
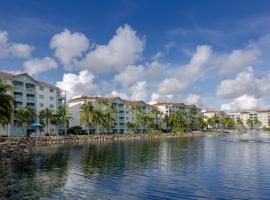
left=1, top=133, right=270, bottom=199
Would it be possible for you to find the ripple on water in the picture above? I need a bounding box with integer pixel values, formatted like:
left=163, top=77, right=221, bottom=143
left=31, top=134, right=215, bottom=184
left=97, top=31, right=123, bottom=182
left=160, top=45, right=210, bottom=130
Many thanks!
left=1, top=134, right=270, bottom=199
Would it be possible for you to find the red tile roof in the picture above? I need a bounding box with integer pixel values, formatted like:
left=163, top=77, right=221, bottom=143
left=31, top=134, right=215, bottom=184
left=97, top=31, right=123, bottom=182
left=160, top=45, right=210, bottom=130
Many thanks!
left=123, top=99, right=145, bottom=105
left=0, top=72, right=15, bottom=78
left=70, top=96, right=147, bottom=105
left=0, top=71, right=59, bottom=89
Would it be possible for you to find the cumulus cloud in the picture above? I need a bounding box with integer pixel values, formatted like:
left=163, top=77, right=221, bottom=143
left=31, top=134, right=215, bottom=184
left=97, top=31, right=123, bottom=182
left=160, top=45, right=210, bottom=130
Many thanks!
left=220, top=95, right=262, bottom=112
left=130, top=81, right=147, bottom=100
left=23, top=57, right=58, bottom=75
left=111, top=90, right=129, bottom=99
left=50, top=29, right=89, bottom=67
left=216, top=67, right=270, bottom=99
left=158, top=45, right=212, bottom=95
left=114, top=65, right=145, bottom=86
left=0, top=31, right=34, bottom=59
left=214, top=46, right=259, bottom=75
left=158, top=78, right=186, bottom=95
left=79, top=24, right=144, bottom=73
left=56, top=70, right=96, bottom=99
left=147, top=61, right=165, bottom=80
left=184, top=94, right=201, bottom=106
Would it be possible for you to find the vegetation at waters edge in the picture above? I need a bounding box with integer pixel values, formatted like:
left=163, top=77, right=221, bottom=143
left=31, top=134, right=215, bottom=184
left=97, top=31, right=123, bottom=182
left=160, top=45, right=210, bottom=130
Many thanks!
left=0, top=80, right=14, bottom=133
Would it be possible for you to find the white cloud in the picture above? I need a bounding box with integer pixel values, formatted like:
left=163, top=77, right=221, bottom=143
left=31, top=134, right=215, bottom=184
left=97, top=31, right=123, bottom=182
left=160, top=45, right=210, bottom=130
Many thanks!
left=184, top=94, right=201, bottom=106
left=130, top=81, right=147, bottom=100
left=23, top=57, right=58, bottom=75
left=114, top=65, right=145, bottom=86
left=79, top=24, right=144, bottom=73
left=0, top=31, right=34, bottom=59
left=50, top=29, right=89, bottom=67
left=111, top=90, right=129, bottom=99
left=56, top=70, right=96, bottom=100
left=147, top=61, right=165, bottom=80
left=214, top=46, right=259, bottom=75
left=158, top=78, right=186, bottom=95
left=151, top=51, right=163, bottom=60
left=158, top=45, right=212, bottom=95
left=216, top=67, right=270, bottom=99
left=220, top=95, right=262, bottom=112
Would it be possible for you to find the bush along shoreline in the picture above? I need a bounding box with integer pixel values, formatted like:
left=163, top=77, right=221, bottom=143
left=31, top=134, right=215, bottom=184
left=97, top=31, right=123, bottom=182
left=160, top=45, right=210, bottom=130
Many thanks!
left=0, top=131, right=231, bottom=162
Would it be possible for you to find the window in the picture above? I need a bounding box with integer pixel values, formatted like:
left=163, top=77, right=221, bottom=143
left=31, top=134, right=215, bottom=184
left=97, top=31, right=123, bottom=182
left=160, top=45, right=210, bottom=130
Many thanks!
left=50, top=129, right=54, bottom=133
left=39, top=103, right=44, bottom=107
left=39, top=95, right=44, bottom=99
left=50, top=104, right=54, bottom=108
left=50, top=88, right=54, bottom=93
left=50, top=96, right=54, bottom=100
left=39, top=87, right=44, bottom=91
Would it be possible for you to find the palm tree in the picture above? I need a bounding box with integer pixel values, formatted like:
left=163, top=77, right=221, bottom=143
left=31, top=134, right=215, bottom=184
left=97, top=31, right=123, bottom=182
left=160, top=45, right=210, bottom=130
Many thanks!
left=195, top=116, right=207, bottom=131
left=253, top=119, right=262, bottom=129
left=103, top=104, right=117, bottom=133
left=15, top=108, right=36, bottom=136
left=150, top=108, right=163, bottom=130
left=0, top=81, right=13, bottom=134
left=57, top=106, right=72, bottom=135
left=79, top=102, right=95, bottom=135
left=39, top=108, right=54, bottom=135
left=246, top=118, right=254, bottom=129
left=207, top=117, right=215, bottom=130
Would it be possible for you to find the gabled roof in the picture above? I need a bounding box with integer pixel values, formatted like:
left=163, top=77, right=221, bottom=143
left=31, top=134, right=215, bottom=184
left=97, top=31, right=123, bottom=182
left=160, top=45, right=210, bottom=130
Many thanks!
left=70, top=95, right=147, bottom=105
left=70, top=96, right=120, bottom=103
left=0, top=71, right=60, bottom=90
left=123, top=99, right=145, bottom=105
left=153, top=102, right=185, bottom=107
left=0, top=72, right=15, bottom=78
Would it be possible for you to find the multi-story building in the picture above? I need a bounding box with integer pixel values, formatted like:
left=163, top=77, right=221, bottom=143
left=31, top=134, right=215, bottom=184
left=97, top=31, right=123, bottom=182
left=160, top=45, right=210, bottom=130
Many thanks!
left=224, top=110, right=270, bottom=128
left=257, top=110, right=270, bottom=128
left=201, top=110, right=226, bottom=119
left=0, top=72, right=66, bottom=136
left=69, top=96, right=151, bottom=134
left=226, top=112, right=240, bottom=123
left=152, top=102, right=201, bottom=130
left=152, top=102, right=186, bottom=116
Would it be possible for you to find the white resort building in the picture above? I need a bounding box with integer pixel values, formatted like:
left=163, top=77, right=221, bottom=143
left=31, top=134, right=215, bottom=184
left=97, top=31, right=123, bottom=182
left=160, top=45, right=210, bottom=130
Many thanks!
left=0, top=72, right=66, bottom=136
left=68, top=96, right=201, bottom=134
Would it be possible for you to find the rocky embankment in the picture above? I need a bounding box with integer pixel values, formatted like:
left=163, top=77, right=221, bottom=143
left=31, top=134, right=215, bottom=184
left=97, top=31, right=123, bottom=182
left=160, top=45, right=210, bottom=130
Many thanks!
left=0, top=131, right=230, bottom=161
left=0, top=137, right=32, bottom=161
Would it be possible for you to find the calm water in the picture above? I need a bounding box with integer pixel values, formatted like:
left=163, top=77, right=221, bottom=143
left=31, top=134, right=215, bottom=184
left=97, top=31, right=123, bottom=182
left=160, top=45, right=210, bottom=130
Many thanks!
left=1, top=133, right=270, bottom=199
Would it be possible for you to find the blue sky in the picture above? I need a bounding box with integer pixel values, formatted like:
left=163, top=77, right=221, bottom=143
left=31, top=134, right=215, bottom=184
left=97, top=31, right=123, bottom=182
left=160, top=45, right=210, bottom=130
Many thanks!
left=1, top=0, right=270, bottom=111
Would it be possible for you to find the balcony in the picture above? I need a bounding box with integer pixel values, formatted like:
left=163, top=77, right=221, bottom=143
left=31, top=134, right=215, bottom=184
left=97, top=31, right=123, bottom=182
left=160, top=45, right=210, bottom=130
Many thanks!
left=14, top=95, right=23, bottom=101
left=26, top=88, right=35, bottom=93
left=14, top=85, right=24, bottom=92
left=27, top=97, right=35, bottom=102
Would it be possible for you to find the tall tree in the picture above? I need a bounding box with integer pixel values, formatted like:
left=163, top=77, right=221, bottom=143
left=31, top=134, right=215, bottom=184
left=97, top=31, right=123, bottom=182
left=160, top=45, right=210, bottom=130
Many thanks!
left=39, top=108, right=54, bottom=135
left=0, top=80, right=13, bottom=134
left=79, top=102, right=95, bottom=135
left=150, top=108, right=163, bottom=130
left=246, top=118, right=254, bottom=129
left=57, top=106, right=72, bottom=135
left=15, top=108, right=36, bottom=136
left=195, top=116, right=207, bottom=131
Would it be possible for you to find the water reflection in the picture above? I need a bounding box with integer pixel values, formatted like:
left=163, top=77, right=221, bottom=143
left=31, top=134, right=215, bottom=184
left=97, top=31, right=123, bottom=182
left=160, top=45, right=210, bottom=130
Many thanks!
left=1, top=134, right=270, bottom=199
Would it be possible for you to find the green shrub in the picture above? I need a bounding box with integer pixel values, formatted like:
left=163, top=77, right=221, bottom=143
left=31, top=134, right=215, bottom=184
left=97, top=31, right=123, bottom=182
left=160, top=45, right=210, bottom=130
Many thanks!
left=172, top=127, right=186, bottom=134
left=263, top=127, right=270, bottom=132
left=147, top=129, right=162, bottom=134
left=68, top=126, right=88, bottom=135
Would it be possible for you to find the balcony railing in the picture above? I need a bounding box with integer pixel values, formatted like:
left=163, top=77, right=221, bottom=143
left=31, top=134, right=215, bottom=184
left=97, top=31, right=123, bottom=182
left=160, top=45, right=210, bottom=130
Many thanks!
left=14, top=95, right=23, bottom=101
left=14, top=86, right=23, bottom=91
left=27, top=97, right=35, bottom=102
left=26, top=88, right=35, bottom=93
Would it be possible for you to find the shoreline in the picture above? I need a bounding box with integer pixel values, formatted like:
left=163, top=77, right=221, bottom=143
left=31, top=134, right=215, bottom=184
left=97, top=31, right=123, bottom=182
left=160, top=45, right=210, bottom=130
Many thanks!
left=0, top=131, right=233, bottom=162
